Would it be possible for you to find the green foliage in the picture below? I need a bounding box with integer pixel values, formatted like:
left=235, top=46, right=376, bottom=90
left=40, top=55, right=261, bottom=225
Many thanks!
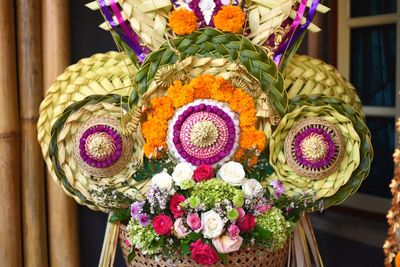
left=132, top=158, right=174, bottom=182
left=127, top=250, right=136, bottom=263
left=245, top=152, right=274, bottom=182
left=109, top=208, right=130, bottom=223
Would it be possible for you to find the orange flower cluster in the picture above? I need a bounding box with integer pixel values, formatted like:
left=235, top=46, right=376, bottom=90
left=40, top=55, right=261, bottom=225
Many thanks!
left=214, top=6, right=245, bottom=33
left=142, top=75, right=266, bottom=163
left=142, top=97, right=175, bottom=158
left=169, top=9, right=198, bottom=35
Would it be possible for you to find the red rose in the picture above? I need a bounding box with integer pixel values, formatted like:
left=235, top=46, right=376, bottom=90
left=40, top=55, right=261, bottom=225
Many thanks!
left=170, top=194, right=186, bottom=218
left=190, top=240, right=220, bottom=266
left=236, top=214, right=256, bottom=232
left=152, top=214, right=173, bottom=235
left=193, top=164, right=214, bottom=182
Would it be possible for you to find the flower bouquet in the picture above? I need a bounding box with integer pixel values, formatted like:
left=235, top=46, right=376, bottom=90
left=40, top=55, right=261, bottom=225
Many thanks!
left=121, top=161, right=296, bottom=266
left=37, top=0, right=372, bottom=266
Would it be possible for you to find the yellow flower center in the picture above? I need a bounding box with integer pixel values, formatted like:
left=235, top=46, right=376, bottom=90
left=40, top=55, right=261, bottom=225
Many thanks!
left=85, top=132, right=116, bottom=161
left=300, top=133, right=328, bottom=163
left=190, top=121, right=219, bottom=147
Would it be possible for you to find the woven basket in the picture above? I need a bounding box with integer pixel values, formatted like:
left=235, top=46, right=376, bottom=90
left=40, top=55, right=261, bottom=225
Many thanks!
left=119, top=225, right=288, bottom=267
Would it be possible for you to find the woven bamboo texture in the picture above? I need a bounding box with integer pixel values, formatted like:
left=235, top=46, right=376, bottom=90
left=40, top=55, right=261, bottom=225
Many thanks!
left=37, top=52, right=138, bottom=211
left=288, top=95, right=373, bottom=208
left=119, top=225, right=288, bottom=267
left=285, top=54, right=363, bottom=114
left=133, top=28, right=288, bottom=117
left=247, top=0, right=295, bottom=45
left=269, top=105, right=361, bottom=200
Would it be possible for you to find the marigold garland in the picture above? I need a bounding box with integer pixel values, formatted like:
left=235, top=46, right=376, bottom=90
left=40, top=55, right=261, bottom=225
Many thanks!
left=142, top=97, right=174, bottom=158
left=141, top=75, right=266, bottom=162
left=213, top=6, right=245, bottom=34
left=169, top=9, right=198, bottom=35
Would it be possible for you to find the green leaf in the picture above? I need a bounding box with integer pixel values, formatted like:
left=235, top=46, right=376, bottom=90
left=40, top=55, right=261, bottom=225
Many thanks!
left=150, top=236, right=165, bottom=248
left=187, top=232, right=202, bottom=241
left=255, top=226, right=272, bottom=241
left=218, top=253, right=227, bottom=264
left=245, top=152, right=273, bottom=182
left=132, top=158, right=174, bottom=182
left=128, top=249, right=136, bottom=263
left=180, top=241, right=191, bottom=255
left=108, top=208, right=130, bottom=223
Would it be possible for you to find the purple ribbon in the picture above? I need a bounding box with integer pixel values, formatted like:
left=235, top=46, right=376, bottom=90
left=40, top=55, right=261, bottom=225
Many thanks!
left=273, top=0, right=319, bottom=65
left=97, top=0, right=147, bottom=62
left=289, top=0, right=319, bottom=47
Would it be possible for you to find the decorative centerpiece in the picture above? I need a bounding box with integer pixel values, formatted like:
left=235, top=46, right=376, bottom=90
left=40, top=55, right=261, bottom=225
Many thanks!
left=37, top=1, right=372, bottom=266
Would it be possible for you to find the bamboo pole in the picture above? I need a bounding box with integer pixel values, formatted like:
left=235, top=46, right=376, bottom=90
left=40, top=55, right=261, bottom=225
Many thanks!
left=16, top=0, right=49, bottom=266
left=0, top=1, right=23, bottom=267
left=42, top=1, right=80, bottom=266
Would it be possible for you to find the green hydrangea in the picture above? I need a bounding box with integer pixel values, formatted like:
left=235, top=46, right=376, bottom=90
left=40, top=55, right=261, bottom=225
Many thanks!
left=256, top=207, right=291, bottom=250
left=126, top=218, right=162, bottom=255
left=191, top=178, right=242, bottom=209
left=179, top=179, right=195, bottom=190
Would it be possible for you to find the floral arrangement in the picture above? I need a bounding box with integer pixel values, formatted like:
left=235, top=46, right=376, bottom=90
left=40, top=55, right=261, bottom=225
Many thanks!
left=125, top=160, right=304, bottom=265
left=37, top=1, right=372, bottom=267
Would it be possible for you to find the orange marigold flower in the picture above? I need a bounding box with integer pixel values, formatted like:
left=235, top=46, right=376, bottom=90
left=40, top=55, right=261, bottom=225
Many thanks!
left=234, top=148, right=259, bottom=166
left=190, top=75, right=214, bottom=99
left=167, top=81, right=195, bottom=108
left=214, top=6, right=245, bottom=33
left=169, top=9, right=198, bottom=35
left=210, top=77, right=235, bottom=102
left=230, top=89, right=255, bottom=113
left=144, top=142, right=166, bottom=159
left=239, top=110, right=257, bottom=128
left=395, top=251, right=400, bottom=267
left=150, top=96, right=175, bottom=120
left=240, top=127, right=266, bottom=151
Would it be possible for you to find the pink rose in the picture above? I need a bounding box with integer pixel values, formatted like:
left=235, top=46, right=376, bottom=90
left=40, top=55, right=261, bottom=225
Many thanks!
left=227, top=224, right=240, bottom=239
left=256, top=204, right=271, bottom=213
left=173, top=217, right=191, bottom=238
left=170, top=194, right=186, bottom=218
left=237, top=207, right=245, bottom=219
left=153, top=214, right=173, bottom=235
left=236, top=214, right=256, bottom=232
left=212, top=235, right=243, bottom=254
left=193, top=164, right=214, bottom=182
left=190, top=240, right=220, bottom=266
left=124, top=239, right=131, bottom=248
left=187, top=213, right=202, bottom=232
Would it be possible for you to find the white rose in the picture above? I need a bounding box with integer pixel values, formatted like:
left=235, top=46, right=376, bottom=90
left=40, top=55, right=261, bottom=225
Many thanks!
left=201, top=210, right=225, bottom=239
left=151, top=172, right=174, bottom=193
left=242, top=179, right=263, bottom=197
left=172, top=162, right=194, bottom=187
left=217, top=161, right=246, bottom=186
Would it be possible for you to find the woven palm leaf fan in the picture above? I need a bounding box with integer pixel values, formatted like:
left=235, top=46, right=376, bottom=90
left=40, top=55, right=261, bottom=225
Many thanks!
left=37, top=1, right=372, bottom=267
